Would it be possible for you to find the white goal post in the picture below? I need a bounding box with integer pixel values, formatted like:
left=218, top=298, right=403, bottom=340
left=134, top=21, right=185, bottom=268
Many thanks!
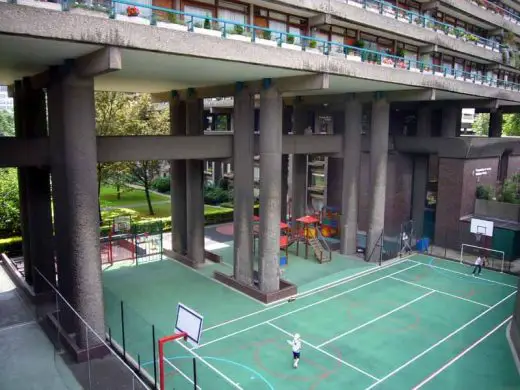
left=460, top=244, right=505, bottom=273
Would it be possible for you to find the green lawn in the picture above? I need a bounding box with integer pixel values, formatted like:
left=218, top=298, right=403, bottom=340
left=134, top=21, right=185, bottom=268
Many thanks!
left=131, top=202, right=223, bottom=218
left=100, top=185, right=167, bottom=207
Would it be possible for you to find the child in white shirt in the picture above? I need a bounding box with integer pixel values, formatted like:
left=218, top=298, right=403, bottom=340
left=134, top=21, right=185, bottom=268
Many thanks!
left=472, top=256, right=485, bottom=276
left=287, top=333, right=302, bottom=368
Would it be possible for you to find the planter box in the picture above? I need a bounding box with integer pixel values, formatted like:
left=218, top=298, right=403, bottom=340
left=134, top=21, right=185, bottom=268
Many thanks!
left=410, top=67, right=420, bottom=72
left=382, top=62, right=395, bottom=68
left=477, top=43, right=484, bottom=47
left=228, top=34, right=251, bottom=42
left=475, top=199, right=520, bottom=223
left=456, top=76, right=465, bottom=81
left=256, top=38, right=277, bottom=47
left=398, top=16, right=410, bottom=23
left=194, top=27, right=222, bottom=37
left=423, top=70, right=433, bottom=75
left=281, top=42, right=302, bottom=51
left=18, top=0, right=61, bottom=10
left=157, top=21, right=188, bottom=32
left=347, top=55, right=362, bottom=62
left=349, top=1, right=364, bottom=8
left=305, top=48, right=322, bottom=54
left=446, top=74, right=455, bottom=78
left=448, top=34, right=456, bottom=39
left=116, top=15, right=150, bottom=25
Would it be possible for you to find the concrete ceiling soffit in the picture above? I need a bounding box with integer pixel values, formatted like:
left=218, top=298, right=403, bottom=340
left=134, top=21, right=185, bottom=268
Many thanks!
left=152, top=74, right=329, bottom=102
left=466, top=138, right=520, bottom=158
left=29, top=47, right=122, bottom=89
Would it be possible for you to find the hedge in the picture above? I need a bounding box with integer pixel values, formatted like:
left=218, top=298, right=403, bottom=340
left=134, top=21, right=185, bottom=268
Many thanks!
left=0, top=236, right=22, bottom=255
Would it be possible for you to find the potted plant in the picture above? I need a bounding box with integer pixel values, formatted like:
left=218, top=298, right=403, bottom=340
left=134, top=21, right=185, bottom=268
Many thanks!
left=194, top=17, right=222, bottom=37
left=116, top=5, right=148, bottom=24
left=396, top=47, right=405, bottom=57
left=157, top=12, right=188, bottom=31
left=228, top=24, right=250, bottom=42
left=203, top=18, right=211, bottom=30
left=306, top=39, right=320, bottom=54
left=256, top=29, right=277, bottom=47
left=282, top=34, right=301, bottom=51
left=127, top=6, right=139, bottom=17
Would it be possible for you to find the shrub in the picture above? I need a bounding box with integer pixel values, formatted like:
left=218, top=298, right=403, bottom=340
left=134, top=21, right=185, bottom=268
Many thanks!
left=219, top=202, right=234, bottom=209
left=233, top=24, right=244, bottom=35
left=203, top=18, right=211, bottom=30
left=152, top=176, right=170, bottom=193
left=0, top=236, right=22, bottom=255
left=262, top=30, right=271, bottom=40
left=309, top=40, right=317, bottom=49
left=286, top=35, right=295, bottom=44
left=476, top=184, right=494, bottom=200
left=204, top=185, right=232, bottom=205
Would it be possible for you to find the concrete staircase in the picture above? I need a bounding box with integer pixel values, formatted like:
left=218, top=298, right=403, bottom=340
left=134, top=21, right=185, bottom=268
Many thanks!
left=309, top=237, right=331, bottom=263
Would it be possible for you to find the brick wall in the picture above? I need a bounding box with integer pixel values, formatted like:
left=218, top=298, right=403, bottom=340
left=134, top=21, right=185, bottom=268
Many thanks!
left=508, top=155, right=520, bottom=177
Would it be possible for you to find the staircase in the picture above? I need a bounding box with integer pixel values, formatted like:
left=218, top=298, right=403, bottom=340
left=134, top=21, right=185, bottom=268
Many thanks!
left=309, top=237, right=331, bottom=263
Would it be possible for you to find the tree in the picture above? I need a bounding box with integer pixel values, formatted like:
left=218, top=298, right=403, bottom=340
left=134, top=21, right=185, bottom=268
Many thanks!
left=0, top=110, right=15, bottom=137
left=502, top=114, right=520, bottom=136
left=0, top=168, right=20, bottom=237
left=472, top=113, right=489, bottom=136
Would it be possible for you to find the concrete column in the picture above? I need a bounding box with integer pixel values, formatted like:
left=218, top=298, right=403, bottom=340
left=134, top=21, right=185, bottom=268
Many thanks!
left=441, top=105, right=459, bottom=137
left=489, top=109, right=503, bottom=137
left=169, top=92, right=187, bottom=255
left=213, top=161, right=222, bottom=185
left=366, top=96, right=390, bottom=263
left=47, top=65, right=105, bottom=343
left=411, top=156, right=428, bottom=238
left=186, top=91, right=205, bottom=266
left=291, top=99, right=308, bottom=230
left=13, top=80, right=32, bottom=285
left=340, top=95, right=362, bottom=255
left=510, top=285, right=520, bottom=368
left=281, top=105, right=292, bottom=221
left=259, top=80, right=282, bottom=293
left=233, top=84, right=255, bottom=285
left=21, top=79, right=55, bottom=294
left=416, top=105, right=432, bottom=137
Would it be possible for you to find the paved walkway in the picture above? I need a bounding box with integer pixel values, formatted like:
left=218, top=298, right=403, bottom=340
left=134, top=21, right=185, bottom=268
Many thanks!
left=0, top=264, right=81, bottom=390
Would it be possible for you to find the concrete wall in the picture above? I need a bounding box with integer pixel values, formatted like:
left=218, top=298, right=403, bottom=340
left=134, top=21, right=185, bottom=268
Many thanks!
left=509, top=155, right=520, bottom=177
left=475, top=199, right=520, bottom=222
left=357, top=152, right=413, bottom=236
left=435, top=157, right=499, bottom=247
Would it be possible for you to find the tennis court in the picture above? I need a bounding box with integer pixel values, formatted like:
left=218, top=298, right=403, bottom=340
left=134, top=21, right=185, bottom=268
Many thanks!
left=102, top=253, right=520, bottom=390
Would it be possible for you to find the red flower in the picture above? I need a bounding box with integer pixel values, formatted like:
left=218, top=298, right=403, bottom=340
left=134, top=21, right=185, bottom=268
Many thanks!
left=127, top=6, right=140, bottom=17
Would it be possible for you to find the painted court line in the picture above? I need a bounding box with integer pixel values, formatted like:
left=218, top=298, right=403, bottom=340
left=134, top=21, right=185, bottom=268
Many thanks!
left=164, top=359, right=202, bottom=389
left=195, top=264, right=420, bottom=350
left=364, top=290, right=517, bottom=390
left=203, top=257, right=413, bottom=333
left=175, top=339, right=243, bottom=389
left=388, top=276, right=491, bottom=308
left=410, top=259, right=517, bottom=289
left=318, top=291, right=436, bottom=348
left=412, top=315, right=512, bottom=389
left=0, top=320, right=35, bottom=333
left=267, top=321, right=380, bottom=381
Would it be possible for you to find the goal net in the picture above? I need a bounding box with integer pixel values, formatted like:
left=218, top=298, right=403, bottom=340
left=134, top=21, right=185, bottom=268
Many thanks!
left=460, top=244, right=505, bottom=273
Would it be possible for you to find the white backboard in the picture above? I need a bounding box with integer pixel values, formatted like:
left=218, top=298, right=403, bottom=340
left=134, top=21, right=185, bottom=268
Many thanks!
left=113, top=216, right=131, bottom=233
left=470, top=218, right=494, bottom=237
left=175, top=303, right=204, bottom=347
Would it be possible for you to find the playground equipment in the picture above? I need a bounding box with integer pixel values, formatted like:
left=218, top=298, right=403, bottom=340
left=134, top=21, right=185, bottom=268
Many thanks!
left=294, top=215, right=331, bottom=263
left=320, top=206, right=340, bottom=238
left=252, top=217, right=299, bottom=261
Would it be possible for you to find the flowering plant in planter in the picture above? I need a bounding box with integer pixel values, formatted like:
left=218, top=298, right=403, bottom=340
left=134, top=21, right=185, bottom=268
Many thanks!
left=127, top=6, right=139, bottom=17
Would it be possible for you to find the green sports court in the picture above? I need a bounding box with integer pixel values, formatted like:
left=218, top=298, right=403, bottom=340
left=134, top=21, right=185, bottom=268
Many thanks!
left=102, top=250, right=520, bottom=390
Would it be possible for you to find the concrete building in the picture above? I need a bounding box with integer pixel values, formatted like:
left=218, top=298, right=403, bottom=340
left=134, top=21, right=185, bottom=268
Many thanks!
left=0, top=85, right=14, bottom=111
left=1, top=0, right=520, bottom=361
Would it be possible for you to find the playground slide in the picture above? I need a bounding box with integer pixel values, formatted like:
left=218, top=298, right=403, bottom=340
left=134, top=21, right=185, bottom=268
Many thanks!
left=308, top=237, right=331, bottom=263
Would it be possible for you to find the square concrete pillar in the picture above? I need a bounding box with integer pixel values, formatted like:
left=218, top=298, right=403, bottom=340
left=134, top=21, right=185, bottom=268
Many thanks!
left=291, top=100, right=309, bottom=230
left=366, top=96, right=390, bottom=263
left=233, top=84, right=255, bottom=285
left=416, top=105, right=432, bottom=137
left=47, top=65, right=105, bottom=344
left=258, top=81, right=282, bottom=293
left=411, top=155, right=429, bottom=238
left=341, top=95, right=362, bottom=255
left=169, top=92, right=187, bottom=255
left=281, top=105, right=292, bottom=221
left=489, top=109, right=503, bottom=137
left=185, top=91, right=205, bottom=266
left=441, top=105, right=460, bottom=137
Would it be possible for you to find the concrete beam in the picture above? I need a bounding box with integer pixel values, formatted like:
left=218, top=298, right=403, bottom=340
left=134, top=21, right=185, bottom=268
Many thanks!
left=419, top=44, right=438, bottom=55
left=0, top=138, right=49, bottom=167
left=421, top=1, right=439, bottom=11
left=308, top=14, right=331, bottom=27
left=74, top=47, right=122, bottom=78
left=152, top=74, right=329, bottom=101
left=282, top=134, right=342, bottom=155
left=489, top=28, right=504, bottom=37
left=97, top=135, right=233, bottom=161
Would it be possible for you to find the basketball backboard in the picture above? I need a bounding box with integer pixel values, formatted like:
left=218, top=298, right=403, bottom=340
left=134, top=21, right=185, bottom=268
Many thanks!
left=470, top=218, right=494, bottom=237
left=174, top=303, right=204, bottom=347
left=113, top=215, right=132, bottom=233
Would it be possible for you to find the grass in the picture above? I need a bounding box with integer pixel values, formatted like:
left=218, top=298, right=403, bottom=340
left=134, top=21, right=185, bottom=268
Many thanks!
left=131, top=203, right=224, bottom=218
left=100, top=185, right=167, bottom=207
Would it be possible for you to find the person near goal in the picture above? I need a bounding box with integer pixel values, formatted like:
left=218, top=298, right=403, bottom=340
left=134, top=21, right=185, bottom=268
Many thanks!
left=287, top=333, right=302, bottom=368
left=472, top=255, right=486, bottom=276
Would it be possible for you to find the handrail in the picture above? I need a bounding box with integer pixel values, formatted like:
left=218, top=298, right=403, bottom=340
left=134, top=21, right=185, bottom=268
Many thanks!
left=350, top=0, right=504, bottom=50
left=468, top=0, right=520, bottom=25
left=58, top=0, right=520, bottom=90
left=365, top=229, right=384, bottom=265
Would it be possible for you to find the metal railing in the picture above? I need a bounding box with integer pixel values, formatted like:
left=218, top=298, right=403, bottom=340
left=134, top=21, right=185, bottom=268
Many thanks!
left=466, top=0, right=520, bottom=26
left=15, top=0, right=520, bottom=91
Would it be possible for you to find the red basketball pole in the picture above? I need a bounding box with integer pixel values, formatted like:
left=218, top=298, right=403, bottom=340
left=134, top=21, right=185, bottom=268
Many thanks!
left=158, top=332, right=188, bottom=390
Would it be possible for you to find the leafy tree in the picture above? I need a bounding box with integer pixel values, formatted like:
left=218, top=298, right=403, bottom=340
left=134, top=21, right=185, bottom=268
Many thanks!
left=471, top=113, right=489, bottom=136
left=502, top=114, right=520, bottom=136
left=0, top=110, right=15, bottom=137
left=0, top=168, right=20, bottom=237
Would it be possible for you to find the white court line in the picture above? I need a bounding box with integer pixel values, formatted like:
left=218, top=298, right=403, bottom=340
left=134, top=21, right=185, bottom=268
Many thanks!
left=195, top=264, right=420, bottom=350
left=410, top=259, right=517, bottom=289
left=412, top=315, right=512, bottom=389
left=164, top=359, right=202, bottom=389
left=318, top=291, right=436, bottom=348
left=0, top=320, right=35, bottom=333
left=267, top=321, right=380, bottom=381
left=389, top=276, right=491, bottom=308
left=364, top=290, right=517, bottom=390
left=176, top=339, right=243, bottom=389
left=203, top=256, right=414, bottom=333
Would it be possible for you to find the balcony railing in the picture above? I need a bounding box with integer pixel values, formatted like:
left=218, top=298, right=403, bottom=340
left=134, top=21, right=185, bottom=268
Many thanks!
left=466, top=0, right=520, bottom=25
left=12, top=0, right=520, bottom=91
left=343, top=0, right=504, bottom=52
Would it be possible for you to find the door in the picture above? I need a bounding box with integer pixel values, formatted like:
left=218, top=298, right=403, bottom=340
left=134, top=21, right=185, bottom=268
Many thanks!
left=254, top=16, right=268, bottom=38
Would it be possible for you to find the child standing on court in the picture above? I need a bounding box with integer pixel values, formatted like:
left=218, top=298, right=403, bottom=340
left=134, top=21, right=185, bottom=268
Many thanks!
left=287, top=333, right=302, bottom=368
left=472, top=255, right=485, bottom=276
